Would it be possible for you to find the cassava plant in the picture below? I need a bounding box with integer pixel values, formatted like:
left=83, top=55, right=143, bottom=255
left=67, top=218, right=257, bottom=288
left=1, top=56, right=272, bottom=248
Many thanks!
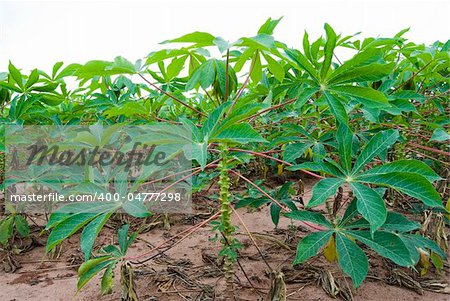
left=0, top=17, right=448, bottom=299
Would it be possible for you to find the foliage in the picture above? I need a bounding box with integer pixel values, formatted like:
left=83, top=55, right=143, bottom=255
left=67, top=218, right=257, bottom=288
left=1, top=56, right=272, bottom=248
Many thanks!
left=0, top=18, right=449, bottom=297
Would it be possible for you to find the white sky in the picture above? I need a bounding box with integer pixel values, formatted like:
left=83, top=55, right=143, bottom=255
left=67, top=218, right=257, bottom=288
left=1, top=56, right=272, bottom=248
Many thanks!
left=0, top=0, right=449, bottom=73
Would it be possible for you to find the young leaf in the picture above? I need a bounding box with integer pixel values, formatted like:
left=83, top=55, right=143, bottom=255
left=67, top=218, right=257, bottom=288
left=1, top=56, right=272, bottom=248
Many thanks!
left=321, top=23, right=337, bottom=79
left=161, top=31, right=215, bottom=46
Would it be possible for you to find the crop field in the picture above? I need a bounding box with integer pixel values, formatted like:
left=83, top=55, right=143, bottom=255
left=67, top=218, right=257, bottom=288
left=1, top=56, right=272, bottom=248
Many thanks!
left=0, top=18, right=449, bottom=301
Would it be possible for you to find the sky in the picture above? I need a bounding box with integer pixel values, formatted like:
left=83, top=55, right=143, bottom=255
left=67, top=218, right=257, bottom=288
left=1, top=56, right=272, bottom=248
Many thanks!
left=0, top=0, right=449, bottom=73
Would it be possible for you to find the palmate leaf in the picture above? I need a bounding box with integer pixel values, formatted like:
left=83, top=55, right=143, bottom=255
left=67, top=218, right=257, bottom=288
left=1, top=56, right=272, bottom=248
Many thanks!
left=357, top=172, right=443, bottom=208
left=293, top=231, right=333, bottom=264
left=350, top=182, right=387, bottom=234
left=335, top=232, right=368, bottom=288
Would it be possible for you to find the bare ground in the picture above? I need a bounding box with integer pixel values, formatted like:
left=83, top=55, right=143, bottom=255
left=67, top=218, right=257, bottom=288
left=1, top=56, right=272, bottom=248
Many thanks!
left=0, top=180, right=449, bottom=301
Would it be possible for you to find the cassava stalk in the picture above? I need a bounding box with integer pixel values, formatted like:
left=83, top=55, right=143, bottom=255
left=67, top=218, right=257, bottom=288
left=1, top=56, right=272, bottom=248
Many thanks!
left=218, top=143, right=235, bottom=299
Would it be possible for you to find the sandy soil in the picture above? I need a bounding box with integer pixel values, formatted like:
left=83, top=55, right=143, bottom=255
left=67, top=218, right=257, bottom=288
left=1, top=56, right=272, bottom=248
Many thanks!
left=0, top=180, right=449, bottom=301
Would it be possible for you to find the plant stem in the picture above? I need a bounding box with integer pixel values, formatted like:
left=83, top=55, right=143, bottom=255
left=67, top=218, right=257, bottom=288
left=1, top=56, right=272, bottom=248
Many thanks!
left=218, top=143, right=235, bottom=299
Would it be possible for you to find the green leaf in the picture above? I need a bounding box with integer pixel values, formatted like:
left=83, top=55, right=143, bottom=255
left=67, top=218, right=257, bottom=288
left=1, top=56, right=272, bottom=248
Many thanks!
left=308, top=178, right=344, bottom=208
left=25, top=69, right=39, bottom=89
left=357, top=160, right=441, bottom=182
left=335, top=232, right=368, bottom=288
left=336, top=123, right=353, bottom=172
left=263, top=53, right=285, bottom=82
left=287, top=162, right=344, bottom=177
left=14, top=215, right=30, bottom=238
left=81, top=212, right=113, bottom=260
left=0, top=216, right=14, bottom=245
left=8, top=61, right=23, bottom=90
left=328, top=63, right=394, bottom=85
left=212, top=124, right=266, bottom=144
left=352, top=130, right=399, bottom=174
left=166, top=55, right=188, bottom=79
left=402, top=234, right=447, bottom=259
left=283, top=142, right=312, bottom=162
left=285, top=49, right=319, bottom=83
left=293, top=231, right=333, bottom=264
left=270, top=204, right=281, bottom=227
left=122, top=197, right=152, bottom=218
left=101, top=263, right=116, bottom=295
left=324, top=92, right=348, bottom=124
left=347, top=230, right=414, bottom=266
left=430, top=128, right=450, bottom=142
left=321, top=23, right=337, bottom=79
left=357, top=172, right=443, bottom=208
left=161, top=31, right=216, bottom=46
left=350, top=182, right=386, bottom=234
left=250, top=52, right=263, bottom=83
left=330, top=86, right=389, bottom=108
left=285, top=210, right=333, bottom=228
left=258, top=17, right=282, bottom=35
left=46, top=213, right=99, bottom=253
left=118, top=224, right=137, bottom=254
left=77, top=256, right=115, bottom=291
left=381, top=212, right=420, bottom=233
left=75, top=57, right=136, bottom=79
left=328, top=49, right=383, bottom=82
